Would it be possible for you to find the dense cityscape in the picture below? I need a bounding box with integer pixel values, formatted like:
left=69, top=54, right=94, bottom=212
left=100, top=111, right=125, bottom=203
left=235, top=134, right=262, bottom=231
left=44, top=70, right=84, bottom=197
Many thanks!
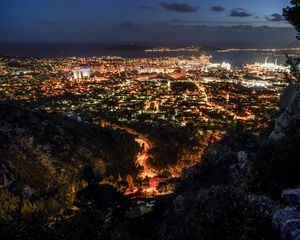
left=0, top=52, right=292, bottom=196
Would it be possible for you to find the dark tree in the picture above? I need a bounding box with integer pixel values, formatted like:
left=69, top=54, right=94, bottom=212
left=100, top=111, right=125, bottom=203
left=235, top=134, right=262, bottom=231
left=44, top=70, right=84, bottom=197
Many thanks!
left=283, top=0, right=300, bottom=39
left=283, top=1, right=300, bottom=81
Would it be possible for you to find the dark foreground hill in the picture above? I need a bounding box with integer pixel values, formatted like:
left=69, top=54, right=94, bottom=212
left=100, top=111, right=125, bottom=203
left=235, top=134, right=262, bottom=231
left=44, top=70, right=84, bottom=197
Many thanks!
left=0, top=103, right=139, bottom=195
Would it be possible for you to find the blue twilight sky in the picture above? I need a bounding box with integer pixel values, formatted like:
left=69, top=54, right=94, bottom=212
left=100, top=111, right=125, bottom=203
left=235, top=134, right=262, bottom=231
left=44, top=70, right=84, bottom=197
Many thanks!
left=0, top=0, right=297, bottom=47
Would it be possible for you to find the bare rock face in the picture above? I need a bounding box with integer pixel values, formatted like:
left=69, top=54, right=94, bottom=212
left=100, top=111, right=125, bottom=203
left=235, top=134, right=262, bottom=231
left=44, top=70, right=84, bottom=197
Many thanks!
left=273, top=188, right=300, bottom=240
left=273, top=208, right=300, bottom=240
left=270, top=82, right=300, bottom=140
left=237, top=151, right=248, bottom=170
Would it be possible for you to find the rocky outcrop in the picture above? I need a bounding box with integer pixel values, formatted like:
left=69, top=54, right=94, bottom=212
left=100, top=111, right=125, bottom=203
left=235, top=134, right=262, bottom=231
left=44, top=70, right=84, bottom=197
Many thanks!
left=273, top=207, right=300, bottom=240
left=273, top=188, right=300, bottom=240
left=270, top=82, right=300, bottom=140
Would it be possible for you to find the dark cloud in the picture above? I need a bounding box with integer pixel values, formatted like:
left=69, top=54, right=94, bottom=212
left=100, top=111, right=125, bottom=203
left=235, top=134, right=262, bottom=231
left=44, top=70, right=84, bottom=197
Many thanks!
left=160, top=2, right=199, bottom=12
left=150, top=20, right=292, bottom=33
left=230, top=8, right=252, bottom=17
left=210, top=6, right=225, bottom=12
left=266, top=13, right=284, bottom=22
left=139, top=6, right=154, bottom=10
left=152, top=18, right=184, bottom=27
left=169, top=18, right=182, bottom=23
left=217, top=25, right=271, bottom=31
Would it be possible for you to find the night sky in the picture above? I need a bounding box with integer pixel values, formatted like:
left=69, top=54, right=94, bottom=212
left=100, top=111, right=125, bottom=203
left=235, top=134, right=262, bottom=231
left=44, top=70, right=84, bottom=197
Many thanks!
left=0, top=0, right=297, bottom=47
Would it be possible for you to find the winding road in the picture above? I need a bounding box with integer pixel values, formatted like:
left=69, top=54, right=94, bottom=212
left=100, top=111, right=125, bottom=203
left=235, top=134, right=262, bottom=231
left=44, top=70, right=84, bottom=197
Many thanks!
left=135, top=137, right=157, bottom=179
left=97, top=120, right=157, bottom=180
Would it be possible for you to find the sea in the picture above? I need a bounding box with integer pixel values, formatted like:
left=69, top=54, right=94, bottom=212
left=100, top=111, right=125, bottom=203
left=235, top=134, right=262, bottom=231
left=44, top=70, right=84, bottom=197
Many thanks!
left=0, top=42, right=288, bottom=67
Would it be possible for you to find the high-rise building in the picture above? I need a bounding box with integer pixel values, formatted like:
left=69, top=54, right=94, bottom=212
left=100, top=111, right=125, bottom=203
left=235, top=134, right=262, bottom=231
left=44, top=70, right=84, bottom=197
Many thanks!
left=72, top=67, right=91, bottom=79
left=81, top=67, right=91, bottom=78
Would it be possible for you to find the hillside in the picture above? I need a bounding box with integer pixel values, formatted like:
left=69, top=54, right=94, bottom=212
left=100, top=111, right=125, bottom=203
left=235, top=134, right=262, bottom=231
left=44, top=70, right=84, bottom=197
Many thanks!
left=0, top=103, right=139, bottom=194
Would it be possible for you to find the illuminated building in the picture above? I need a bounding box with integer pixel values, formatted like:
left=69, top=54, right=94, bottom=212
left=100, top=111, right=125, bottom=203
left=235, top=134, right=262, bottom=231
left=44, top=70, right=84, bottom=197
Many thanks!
left=72, top=67, right=91, bottom=79
left=167, top=81, right=171, bottom=91
left=205, top=62, right=231, bottom=71
left=244, top=57, right=290, bottom=74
